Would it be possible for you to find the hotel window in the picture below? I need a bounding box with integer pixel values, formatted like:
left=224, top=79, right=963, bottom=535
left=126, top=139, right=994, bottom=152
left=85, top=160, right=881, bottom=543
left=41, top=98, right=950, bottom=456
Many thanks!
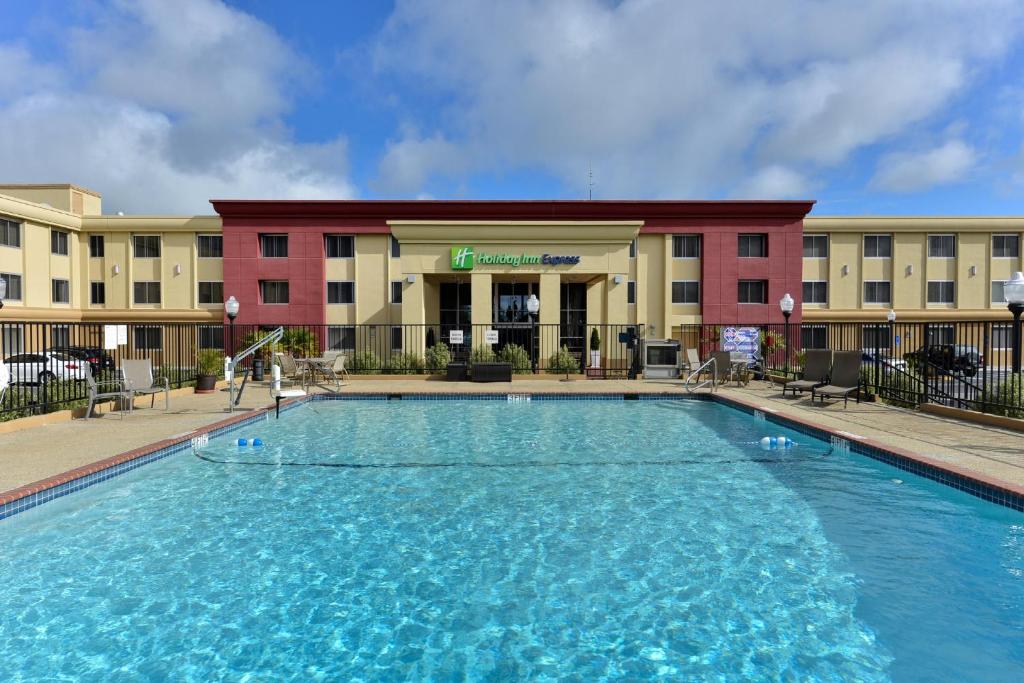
left=0, top=218, right=20, bottom=248
left=390, top=235, right=400, bottom=258
left=928, top=234, right=956, bottom=258
left=862, top=324, right=892, bottom=350
left=738, top=234, right=767, bottom=258
left=50, top=325, right=70, bottom=348
left=325, top=234, right=354, bottom=258
left=0, top=273, right=22, bottom=301
left=89, top=235, right=104, bottom=257
left=993, top=234, right=1020, bottom=258
left=327, top=326, right=355, bottom=351
left=133, top=235, right=161, bottom=258
left=671, top=281, right=700, bottom=304
left=629, top=239, right=637, bottom=258
left=198, top=281, right=224, bottom=304
left=927, top=280, right=955, bottom=304
left=51, top=229, right=69, bottom=255
left=2, top=326, right=24, bottom=356
left=51, top=278, right=70, bottom=304
left=926, top=324, right=955, bottom=345
left=391, top=326, right=403, bottom=350
left=260, top=234, right=288, bottom=258
left=133, top=281, right=161, bottom=304
left=801, top=324, right=828, bottom=349
left=992, top=280, right=1006, bottom=303
left=802, top=281, right=828, bottom=304
left=327, top=281, right=355, bottom=304
left=992, top=324, right=1012, bottom=350
left=134, top=326, right=163, bottom=350
left=863, top=234, right=892, bottom=258
left=863, top=281, right=891, bottom=304
left=197, top=235, right=223, bottom=258
left=198, top=326, right=224, bottom=350
left=627, top=280, right=636, bottom=305
left=90, top=281, right=105, bottom=305
left=391, top=281, right=403, bottom=304
left=738, top=280, right=767, bottom=304
left=260, top=280, right=290, bottom=304
left=672, top=235, right=700, bottom=258
left=803, top=235, right=828, bottom=258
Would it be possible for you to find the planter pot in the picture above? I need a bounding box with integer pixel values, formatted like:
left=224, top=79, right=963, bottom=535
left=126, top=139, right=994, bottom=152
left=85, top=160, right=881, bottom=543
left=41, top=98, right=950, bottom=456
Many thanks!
left=252, top=358, right=265, bottom=381
left=590, top=350, right=601, bottom=368
left=195, top=374, right=218, bottom=393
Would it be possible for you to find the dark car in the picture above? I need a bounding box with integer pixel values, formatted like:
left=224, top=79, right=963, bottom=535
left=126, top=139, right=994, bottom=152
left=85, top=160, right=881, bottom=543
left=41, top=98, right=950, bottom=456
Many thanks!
left=904, top=344, right=982, bottom=377
left=48, top=346, right=115, bottom=376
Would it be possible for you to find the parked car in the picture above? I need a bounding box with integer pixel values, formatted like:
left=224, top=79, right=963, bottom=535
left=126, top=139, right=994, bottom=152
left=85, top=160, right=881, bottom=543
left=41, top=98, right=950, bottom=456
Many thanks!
left=861, top=351, right=908, bottom=371
left=48, top=346, right=115, bottom=375
left=904, top=344, right=982, bottom=377
left=3, top=352, right=88, bottom=385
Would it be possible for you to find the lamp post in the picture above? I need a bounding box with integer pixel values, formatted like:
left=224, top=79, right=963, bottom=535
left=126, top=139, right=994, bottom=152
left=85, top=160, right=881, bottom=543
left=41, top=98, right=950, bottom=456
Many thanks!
left=526, top=294, right=540, bottom=374
left=0, top=276, right=6, bottom=309
left=225, top=295, right=239, bottom=359
left=1004, top=272, right=1024, bottom=374
left=779, top=293, right=794, bottom=377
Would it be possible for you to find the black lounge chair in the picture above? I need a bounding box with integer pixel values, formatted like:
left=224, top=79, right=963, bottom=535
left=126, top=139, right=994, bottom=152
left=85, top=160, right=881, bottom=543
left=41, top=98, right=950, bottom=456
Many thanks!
left=812, top=351, right=863, bottom=407
left=783, top=349, right=832, bottom=397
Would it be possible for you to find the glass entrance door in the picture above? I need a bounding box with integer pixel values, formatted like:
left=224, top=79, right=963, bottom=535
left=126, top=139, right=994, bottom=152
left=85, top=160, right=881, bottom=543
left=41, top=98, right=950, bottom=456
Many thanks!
left=493, top=282, right=534, bottom=323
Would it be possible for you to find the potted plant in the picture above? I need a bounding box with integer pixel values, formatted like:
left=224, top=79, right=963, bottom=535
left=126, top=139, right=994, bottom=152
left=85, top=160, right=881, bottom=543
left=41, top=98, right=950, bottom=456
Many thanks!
left=195, top=349, right=223, bottom=394
left=589, top=328, right=601, bottom=368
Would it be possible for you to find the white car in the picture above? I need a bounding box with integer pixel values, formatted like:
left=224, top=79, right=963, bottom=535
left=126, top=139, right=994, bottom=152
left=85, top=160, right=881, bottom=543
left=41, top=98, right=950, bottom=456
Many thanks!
left=2, top=352, right=88, bottom=385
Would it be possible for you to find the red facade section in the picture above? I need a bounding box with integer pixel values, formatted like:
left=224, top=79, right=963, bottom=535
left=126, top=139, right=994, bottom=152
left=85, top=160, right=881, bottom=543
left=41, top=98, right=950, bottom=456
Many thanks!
left=212, top=199, right=813, bottom=327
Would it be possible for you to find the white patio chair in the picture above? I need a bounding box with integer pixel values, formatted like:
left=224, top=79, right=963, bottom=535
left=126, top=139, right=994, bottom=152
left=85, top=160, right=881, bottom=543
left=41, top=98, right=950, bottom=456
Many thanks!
left=83, top=363, right=131, bottom=419
left=120, top=359, right=170, bottom=411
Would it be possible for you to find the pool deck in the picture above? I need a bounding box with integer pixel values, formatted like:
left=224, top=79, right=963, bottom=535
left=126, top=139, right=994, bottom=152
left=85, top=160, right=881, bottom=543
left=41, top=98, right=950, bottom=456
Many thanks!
left=1, top=378, right=1023, bottom=510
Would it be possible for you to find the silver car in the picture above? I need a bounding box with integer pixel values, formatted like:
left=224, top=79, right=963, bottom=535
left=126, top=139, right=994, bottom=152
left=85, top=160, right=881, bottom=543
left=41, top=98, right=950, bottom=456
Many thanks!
left=3, top=351, right=88, bottom=385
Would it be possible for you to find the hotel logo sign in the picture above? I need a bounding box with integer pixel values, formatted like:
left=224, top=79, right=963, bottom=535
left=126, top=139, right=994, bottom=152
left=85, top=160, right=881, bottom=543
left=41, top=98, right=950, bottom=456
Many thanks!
left=450, top=245, right=580, bottom=270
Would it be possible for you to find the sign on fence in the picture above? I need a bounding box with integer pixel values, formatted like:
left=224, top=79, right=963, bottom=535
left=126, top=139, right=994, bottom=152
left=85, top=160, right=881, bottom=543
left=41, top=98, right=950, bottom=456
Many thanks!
left=484, top=329, right=499, bottom=344
left=103, top=324, right=128, bottom=350
left=449, top=329, right=464, bottom=345
left=721, top=327, right=759, bottom=360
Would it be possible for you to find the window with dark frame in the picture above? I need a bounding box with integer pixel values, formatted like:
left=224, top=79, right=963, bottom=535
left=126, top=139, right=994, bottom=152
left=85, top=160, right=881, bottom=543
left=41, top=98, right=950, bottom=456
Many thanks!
left=738, top=280, right=767, bottom=303
left=391, top=326, right=403, bottom=350
left=390, top=235, right=400, bottom=258
left=50, top=325, right=70, bottom=348
left=671, top=281, right=700, bottom=304
left=801, top=325, right=828, bottom=349
left=992, top=280, right=1006, bottom=303
left=51, top=229, right=69, bottom=255
left=133, top=281, right=161, bottom=304
left=0, top=218, right=20, bottom=248
left=862, top=325, right=892, bottom=350
left=802, top=281, right=828, bottom=304
left=928, top=234, right=956, bottom=258
left=327, top=281, right=355, bottom=304
left=627, top=280, right=636, bottom=304
left=672, top=235, right=700, bottom=258
left=863, top=281, right=891, bottom=304
left=89, top=235, right=104, bottom=257
left=134, top=326, right=163, bottom=350
left=197, top=235, right=223, bottom=258
left=391, top=281, right=403, bottom=304
left=926, top=324, right=956, bottom=345
left=629, top=239, right=636, bottom=258
left=802, top=235, right=828, bottom=258
left=863, top=235, right=892, bottom=258
left=0, top=273, right=22, bottom=301
left=927, top=280, right=955, bottom=304
left=51, top=278, right=70, bottom=304
left=90, top=281, right=105, bottom=305
left=993, top=234, right=1020, bottom=258
left=738, top=234, right=767, bottom=258
left=259, top=234, right=288, bottom=258
left=198, top=281, right=224, bottom=304
left=198, top=326, right=224, bottom=350
left=260, top=280, right=289, bottom=304
left=325, top=234, right=354, bottom=258
left=327, top=326, right=355, bottom=351
left=992, top=324, right=1013, bottom=349
left=133, top=235, right=161, bottom=258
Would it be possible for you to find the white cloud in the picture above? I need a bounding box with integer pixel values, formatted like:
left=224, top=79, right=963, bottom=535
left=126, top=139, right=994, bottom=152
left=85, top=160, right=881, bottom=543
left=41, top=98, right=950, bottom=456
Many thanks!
left=0, top=0, right=354, bottom=213
left=370, top=0, right=1023, bottom=198
left=736, top=166, right=813, bottom=199
left=870, top=140, right=978, bottom=192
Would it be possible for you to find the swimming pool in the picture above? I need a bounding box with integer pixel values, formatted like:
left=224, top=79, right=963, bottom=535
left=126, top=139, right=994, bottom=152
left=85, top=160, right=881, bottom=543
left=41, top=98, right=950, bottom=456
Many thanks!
left=0, top=398, right=1022, bottom=680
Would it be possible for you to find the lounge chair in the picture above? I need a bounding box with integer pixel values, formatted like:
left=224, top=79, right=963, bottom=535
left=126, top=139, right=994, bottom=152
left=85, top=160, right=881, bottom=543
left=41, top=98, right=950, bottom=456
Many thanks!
left=782, top=349, right=832, bottom=397
left=84, top=364, right=131, bottom=419
left=274, top=352, right=301, bottom=379
left=120, top=359, right=170, bottom=411
left=682, top=348, right=700, bottom=376
left=812, top=351, right=863, bottom=407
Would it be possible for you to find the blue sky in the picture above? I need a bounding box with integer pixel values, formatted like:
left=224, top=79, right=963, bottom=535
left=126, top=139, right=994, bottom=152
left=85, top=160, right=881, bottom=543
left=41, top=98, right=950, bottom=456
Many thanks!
left=1, top=0, right=1023, bottom=215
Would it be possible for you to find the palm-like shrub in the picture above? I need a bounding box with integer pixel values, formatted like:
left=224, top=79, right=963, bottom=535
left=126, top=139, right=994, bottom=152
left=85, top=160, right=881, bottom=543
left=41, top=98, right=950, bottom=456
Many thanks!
left=547, top=345, right=580, bottom=374
left=471, top=345, right=496, bottom=363
left=498, top=343, right=532, bottom=373
left=425, top=342, right=452, bottom=372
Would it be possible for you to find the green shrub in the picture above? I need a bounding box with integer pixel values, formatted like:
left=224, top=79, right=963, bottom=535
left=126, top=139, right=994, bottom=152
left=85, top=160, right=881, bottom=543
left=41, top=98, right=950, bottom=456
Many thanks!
left=281, top=328, right=317, bottom=357
left=424, top=342, right=452, bottom=372
left=471, top=345, right=496, bottom=363
left=547, top=345, right=580, bottom=374
left=350, top=351, right=381, bottom=374
left=590, top=328, right=601, bottom=351
left=196, top=349, right=224, bottom=376
left=860, top=366, right=925, bottom=408
left=975, top=373, right=1024, bottom=418
left=386, top=352, right=425, bottom=373
left=498, top=343, right=532, bottom=373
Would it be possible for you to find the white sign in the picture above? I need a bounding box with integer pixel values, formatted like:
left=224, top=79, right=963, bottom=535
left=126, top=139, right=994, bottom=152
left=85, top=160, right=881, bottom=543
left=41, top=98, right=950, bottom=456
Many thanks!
left=117, top=325, right=128, bottom=345
left=448, top=329, right=464, bottom=345
left=103, top=325, right=118, bottom=350
left=484, top=329, right=499, bottom=345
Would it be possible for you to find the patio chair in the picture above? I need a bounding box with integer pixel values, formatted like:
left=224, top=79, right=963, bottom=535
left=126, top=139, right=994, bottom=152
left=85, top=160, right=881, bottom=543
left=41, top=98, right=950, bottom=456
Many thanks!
left=120, top=359, right=170, bottom=411
left=812, top=351, right=863, bottom=407
left=682, top=348, right=699, bottom=374
left=83, top=363, right=131, bottom=419
left=274, top=352, right=301, bottom=379
left=0, top=360, right=9, bottom=408
left=711, top=351, right=735, bottom=384
left=782, top=349, right=832, bottom=397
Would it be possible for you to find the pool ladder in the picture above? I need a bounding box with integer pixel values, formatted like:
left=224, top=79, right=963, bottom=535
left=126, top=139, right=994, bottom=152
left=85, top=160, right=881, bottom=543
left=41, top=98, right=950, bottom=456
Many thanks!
left=684, top=357, right=717, bottom=393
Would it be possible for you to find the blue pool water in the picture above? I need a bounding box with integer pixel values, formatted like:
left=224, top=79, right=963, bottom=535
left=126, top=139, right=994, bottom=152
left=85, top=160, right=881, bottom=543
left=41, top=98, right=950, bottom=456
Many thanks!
left=1, top=399, right=1022, bottom=681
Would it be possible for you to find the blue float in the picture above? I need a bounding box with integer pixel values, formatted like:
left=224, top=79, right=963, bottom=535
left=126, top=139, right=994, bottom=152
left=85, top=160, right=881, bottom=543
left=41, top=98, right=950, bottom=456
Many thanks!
left=252, top=438, right=264, bottom=447
left=237, top=438, right=248, bottom=446
left=759, top=436, right=793, bottom=450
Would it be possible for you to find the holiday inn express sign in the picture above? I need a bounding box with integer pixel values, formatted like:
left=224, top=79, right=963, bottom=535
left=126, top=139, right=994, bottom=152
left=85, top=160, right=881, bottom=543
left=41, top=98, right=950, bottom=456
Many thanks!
left=450, top=246, right=581, bottom=270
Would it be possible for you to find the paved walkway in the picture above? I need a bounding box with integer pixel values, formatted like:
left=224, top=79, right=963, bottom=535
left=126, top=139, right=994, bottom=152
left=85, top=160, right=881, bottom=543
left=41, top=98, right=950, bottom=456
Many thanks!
left=1, top=377, right=1022, bottom=496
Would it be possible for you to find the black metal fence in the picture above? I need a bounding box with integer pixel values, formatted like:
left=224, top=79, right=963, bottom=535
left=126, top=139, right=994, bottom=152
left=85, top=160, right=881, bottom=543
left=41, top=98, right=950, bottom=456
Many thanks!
left=676, top=320, right=1024, bottom=417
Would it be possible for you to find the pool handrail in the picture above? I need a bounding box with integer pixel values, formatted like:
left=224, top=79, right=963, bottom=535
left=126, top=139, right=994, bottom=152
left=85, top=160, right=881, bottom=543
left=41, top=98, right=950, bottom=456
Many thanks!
left=684, top=356, right=717, bottom=393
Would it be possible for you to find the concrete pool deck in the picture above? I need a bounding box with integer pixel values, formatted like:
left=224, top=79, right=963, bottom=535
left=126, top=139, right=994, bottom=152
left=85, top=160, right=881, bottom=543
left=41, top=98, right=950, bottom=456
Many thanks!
left=1, top=377, right=1022, bottom=507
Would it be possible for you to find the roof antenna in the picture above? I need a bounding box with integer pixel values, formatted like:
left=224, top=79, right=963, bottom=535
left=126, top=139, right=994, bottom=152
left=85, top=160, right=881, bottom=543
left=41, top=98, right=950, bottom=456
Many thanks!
left=588, top=162, right=594, bottom=200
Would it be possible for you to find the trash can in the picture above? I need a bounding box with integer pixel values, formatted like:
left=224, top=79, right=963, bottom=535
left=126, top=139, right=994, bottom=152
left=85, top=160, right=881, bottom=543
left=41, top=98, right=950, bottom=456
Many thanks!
left=252, top=357, right=265, bottom=381
left=447, top=363, right=468, bottom=381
